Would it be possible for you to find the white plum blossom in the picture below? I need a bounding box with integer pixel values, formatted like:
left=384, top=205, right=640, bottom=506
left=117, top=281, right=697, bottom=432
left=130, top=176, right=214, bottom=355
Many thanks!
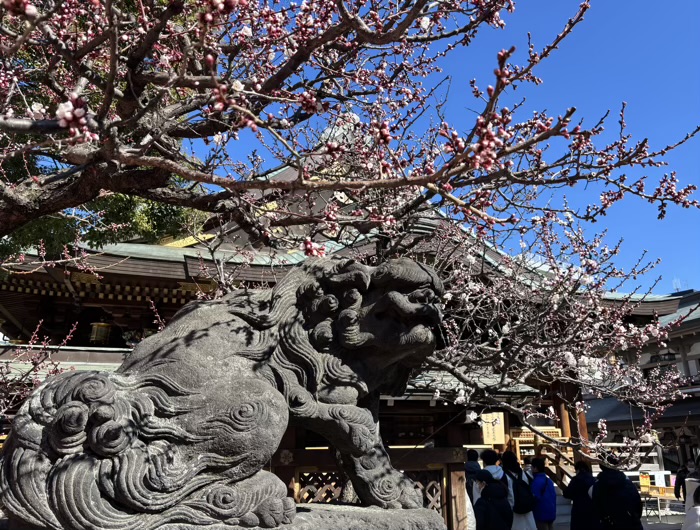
left=55, top=101, right=74, bottom=127
left=27, top=102, right=45, bottom=119
left=563, top=351, right=577, bottom=367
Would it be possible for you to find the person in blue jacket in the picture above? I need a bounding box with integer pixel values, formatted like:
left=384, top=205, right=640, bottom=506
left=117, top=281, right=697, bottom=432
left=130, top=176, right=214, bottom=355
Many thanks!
left=530, top=457, right=557, bottom=530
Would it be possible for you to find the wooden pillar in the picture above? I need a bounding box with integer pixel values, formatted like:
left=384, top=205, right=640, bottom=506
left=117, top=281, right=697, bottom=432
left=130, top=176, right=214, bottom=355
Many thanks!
left=558, top=401, right=572, bottom=439
left=577, top=410, right=589, bottom=444
left=553, top=381, right=581, bottom=440
left=447, top=463, right=468, bottom=530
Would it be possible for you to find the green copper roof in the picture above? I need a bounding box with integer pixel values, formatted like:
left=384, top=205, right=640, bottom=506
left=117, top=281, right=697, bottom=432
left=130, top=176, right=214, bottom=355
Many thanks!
left=80, top=241, right=347, bottom=265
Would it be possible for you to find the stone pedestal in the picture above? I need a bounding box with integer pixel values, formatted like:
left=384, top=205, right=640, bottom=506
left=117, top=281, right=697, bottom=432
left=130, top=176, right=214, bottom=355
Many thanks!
left=285, top=505, right=446, bottom=530
left=160, top=506, right=446, bottom=530
left=2, top=505, right=446, bottom=530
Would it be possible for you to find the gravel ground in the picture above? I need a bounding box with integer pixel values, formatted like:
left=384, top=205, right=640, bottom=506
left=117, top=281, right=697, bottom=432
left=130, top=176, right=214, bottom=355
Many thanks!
left=554, top=515, right=685, bottom=530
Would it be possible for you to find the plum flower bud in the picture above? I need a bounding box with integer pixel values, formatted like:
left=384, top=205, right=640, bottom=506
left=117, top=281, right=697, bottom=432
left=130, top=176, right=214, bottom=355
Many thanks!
left=301, top=238, right=325, bottom=257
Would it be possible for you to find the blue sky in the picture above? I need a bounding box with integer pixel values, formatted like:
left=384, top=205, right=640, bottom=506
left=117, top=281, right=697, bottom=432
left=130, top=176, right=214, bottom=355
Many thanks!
left=439, top=0, right=700, bottom=293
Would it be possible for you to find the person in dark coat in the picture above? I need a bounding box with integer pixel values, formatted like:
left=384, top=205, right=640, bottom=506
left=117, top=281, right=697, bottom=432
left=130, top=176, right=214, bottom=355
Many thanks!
left=473, top=469, right=514, bottom=530
left=563, top=460, right=603, bottom=530
left=591, top=459, right=643, bottom=530
left=677, top=461, right=700, bottom=502
left=465, top=449, right=482, bottom=504
left=677, top=465, right=690, bottom=501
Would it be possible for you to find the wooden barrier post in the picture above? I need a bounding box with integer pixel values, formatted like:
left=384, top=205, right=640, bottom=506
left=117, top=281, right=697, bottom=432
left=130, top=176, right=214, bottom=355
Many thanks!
left=447, top=463, right=468, bottom=530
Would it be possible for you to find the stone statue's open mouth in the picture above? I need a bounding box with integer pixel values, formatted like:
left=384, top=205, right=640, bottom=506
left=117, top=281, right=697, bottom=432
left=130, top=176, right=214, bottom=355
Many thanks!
left=336, top=287, right=445, bottom=355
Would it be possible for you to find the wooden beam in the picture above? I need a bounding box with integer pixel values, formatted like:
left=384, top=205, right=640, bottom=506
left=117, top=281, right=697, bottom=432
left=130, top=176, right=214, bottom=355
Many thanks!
left=269, top=447, right=467, bottom=468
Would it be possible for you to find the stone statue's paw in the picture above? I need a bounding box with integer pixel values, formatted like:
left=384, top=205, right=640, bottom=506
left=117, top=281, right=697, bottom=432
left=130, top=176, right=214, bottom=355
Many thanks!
left=397, top=481, right=424, bottom=509
left=366, top=470, right=423, bottom=509
left=282, top=497, right=297, bottom=524
left=238, top=497, right=295, bottom=528
left=389, top=474, right=423, bottom=509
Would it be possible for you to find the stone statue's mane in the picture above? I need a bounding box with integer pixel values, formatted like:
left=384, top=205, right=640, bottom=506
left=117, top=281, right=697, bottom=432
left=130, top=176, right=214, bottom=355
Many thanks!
left=220, top=259, right=379, bottom=398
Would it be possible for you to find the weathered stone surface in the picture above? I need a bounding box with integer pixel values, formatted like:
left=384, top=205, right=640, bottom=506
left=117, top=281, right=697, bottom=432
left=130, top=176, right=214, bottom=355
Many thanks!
left=2, top=506, right=446, bottom=530
left=159, top=505, right=447, bottom=530
left=0, top=258, right=444, bottom=530
left=287, top=504, right=446, bottom=530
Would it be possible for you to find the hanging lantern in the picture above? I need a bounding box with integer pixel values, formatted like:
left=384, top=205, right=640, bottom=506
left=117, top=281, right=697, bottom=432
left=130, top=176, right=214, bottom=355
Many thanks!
left=661, top=430, right=676, bottom=445
left=90, top=323, right=112, bottom=345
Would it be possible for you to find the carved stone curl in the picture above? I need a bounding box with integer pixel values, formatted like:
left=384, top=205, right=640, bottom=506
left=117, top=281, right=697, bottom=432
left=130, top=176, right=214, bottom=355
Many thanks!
left=0, top=258, right=444, bottom=530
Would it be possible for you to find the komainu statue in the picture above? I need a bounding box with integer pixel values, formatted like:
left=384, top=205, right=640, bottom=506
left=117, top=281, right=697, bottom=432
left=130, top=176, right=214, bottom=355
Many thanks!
left=0, top=258, right=445, bottom=530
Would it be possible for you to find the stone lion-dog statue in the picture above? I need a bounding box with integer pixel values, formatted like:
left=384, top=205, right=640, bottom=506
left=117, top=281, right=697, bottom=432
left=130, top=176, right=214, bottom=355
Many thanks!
left=0, top=257, right=445, bottom=530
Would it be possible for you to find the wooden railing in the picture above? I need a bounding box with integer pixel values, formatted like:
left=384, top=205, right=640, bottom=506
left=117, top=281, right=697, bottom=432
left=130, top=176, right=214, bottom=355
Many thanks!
left=271, top=446, right=470, bottom=530
left=535, top=443, right=575, bottom=489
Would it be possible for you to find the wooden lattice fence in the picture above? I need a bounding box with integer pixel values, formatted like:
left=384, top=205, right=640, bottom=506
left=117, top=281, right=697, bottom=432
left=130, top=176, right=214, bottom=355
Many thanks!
left=294, top=469, right=444, bottom=514
left=296, top=471, right=344, bottom=503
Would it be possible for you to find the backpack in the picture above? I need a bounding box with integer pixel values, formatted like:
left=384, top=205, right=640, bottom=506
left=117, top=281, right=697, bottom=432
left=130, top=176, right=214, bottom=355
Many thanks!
left=502, top=469, right=536, bottom=514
